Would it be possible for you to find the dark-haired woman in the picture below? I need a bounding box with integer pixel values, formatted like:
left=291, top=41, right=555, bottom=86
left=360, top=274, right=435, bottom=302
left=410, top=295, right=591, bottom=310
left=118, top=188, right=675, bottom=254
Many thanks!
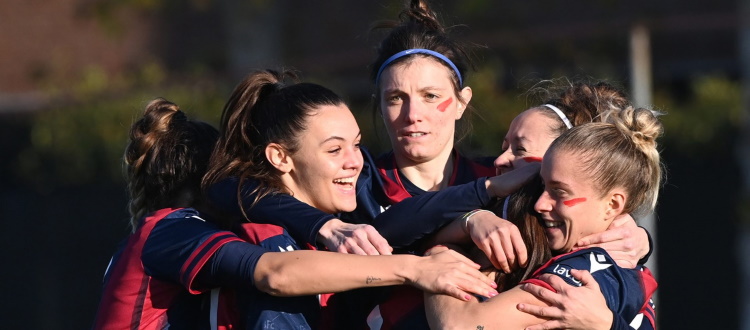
left=201, top=69, right=499, bottom=329
left=91, top=97, right=496, bottom=330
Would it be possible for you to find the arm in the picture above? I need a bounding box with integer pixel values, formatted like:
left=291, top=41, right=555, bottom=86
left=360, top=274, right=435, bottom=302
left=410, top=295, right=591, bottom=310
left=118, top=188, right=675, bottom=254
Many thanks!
left=208, top=177, right=391, bottom=255
left=426, top=283, right=547, bottom=329
left=201, top=241, right=498, bottom=300
left=429, top=209, right=528, bottom=273
left=373, top=164, right=540, bottom=250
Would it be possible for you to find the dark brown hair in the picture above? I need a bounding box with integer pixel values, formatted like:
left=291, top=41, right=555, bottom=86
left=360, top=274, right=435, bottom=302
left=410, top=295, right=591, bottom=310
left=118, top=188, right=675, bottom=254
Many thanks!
left=535, top=81, right=631, bottom=135
left=202, top=69, right=345, bottom=222
left=485, top=176, right=551, bottom=291
left=124, top=98, right=218, bottom=230
left=370, top=0, right=475, bottom=141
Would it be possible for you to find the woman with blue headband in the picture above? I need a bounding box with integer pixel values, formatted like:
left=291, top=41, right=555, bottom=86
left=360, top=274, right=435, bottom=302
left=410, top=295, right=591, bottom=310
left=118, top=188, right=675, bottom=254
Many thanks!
left=203, top=1, right=653, bottom=327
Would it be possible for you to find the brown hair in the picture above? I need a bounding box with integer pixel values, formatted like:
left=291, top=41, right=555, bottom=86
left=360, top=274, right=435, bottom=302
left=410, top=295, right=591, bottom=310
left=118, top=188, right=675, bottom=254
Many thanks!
left=532, top=81, right=631, bottom=136
left=550, top=106, right=664, bottom=217
left=124, top=98, right=218, bottom=230
left=202, top=69, right=346, bottom=223
left=370, top=0, right=475, bottom=141
left=484, top=176, right=551, bottom=291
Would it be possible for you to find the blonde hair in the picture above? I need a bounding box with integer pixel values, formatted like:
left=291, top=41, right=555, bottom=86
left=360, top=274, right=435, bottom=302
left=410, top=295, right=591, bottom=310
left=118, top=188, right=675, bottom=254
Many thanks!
left=549, top=106, right=664, bottom=217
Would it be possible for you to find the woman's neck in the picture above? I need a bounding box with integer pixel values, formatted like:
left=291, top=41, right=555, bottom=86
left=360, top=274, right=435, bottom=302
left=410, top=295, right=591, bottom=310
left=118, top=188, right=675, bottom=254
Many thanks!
left=394, top=148, right=454, bottom=192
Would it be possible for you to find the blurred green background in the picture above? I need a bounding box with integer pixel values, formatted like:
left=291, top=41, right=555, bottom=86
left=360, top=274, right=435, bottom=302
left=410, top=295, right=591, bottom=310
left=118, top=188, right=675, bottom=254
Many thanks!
left=0, top=0, right=745, bottom=329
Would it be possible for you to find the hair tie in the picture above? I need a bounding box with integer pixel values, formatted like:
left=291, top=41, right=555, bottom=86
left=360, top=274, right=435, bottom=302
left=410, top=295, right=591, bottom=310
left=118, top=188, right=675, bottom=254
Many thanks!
left=543, top=104, right=573, bottom=129
left=375, top=49, right=463, bottom=87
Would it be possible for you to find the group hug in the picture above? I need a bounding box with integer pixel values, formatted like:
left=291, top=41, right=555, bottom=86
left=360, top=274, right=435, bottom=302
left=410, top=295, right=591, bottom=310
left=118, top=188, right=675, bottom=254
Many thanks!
left=92, top=0, right=661, bottom=329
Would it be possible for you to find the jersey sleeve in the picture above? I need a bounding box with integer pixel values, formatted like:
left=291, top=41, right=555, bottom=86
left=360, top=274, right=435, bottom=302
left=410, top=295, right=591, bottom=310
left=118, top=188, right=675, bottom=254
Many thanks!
left=195, top=241, right=268, bottom=290
left=141, top=209, right=244, bottom=294
left=207, top=177, right=335, bottom=246
left=371, top=178, right=491, bottom=249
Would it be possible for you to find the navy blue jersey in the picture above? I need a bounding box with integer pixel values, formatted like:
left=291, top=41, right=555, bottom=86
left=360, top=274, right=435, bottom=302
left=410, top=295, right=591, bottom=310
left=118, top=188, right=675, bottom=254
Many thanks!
left=522, top=247, right=657, bottom=329
left=93, top=208, right=249, bottom=330
left=213, top=223, right=324, bottom=330
left=206, top=147, right=494, bottom=249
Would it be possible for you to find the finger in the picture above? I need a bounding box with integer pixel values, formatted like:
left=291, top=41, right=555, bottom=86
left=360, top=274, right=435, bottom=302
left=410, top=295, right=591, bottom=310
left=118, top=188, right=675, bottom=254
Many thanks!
left=570, top=269, right=600, bottom=290
left=441, top=285, right=475, bottom=302
left=499, top=231, right=517, bottom=271
left=510, top=228, right=528, bottom=267
left=453, top=271, right=499, bottom=298
left=477, top=240, right=501, bottom=270
left=610, top=213, right=636, bottom=228
left=445, top=250, right=482, bottom=269
left=343, top=239, right=368, bottom=255
left=536, top=274, right=571, bottom=295
left=520, top=283, right=562, bottom=306
left=364, top=226, right=393, bottom=255
left=489, top=241, right=511, bottom=273
left=577, top=227, right=625, bottom=246
left=335, top=244, right=351, bottom=254
left=516, top=303, right=563, bottom=319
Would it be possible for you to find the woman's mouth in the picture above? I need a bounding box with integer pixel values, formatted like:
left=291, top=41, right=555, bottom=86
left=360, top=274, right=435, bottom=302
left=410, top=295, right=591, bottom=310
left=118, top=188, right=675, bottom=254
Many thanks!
left=333, top=177, right=356, bottom=190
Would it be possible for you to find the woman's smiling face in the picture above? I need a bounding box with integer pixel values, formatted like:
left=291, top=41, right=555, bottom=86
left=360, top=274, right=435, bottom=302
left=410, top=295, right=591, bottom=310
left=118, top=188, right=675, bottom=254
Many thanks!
left=283, top=103, right=363, bottom=214
left=493, top=108, right=560, bottom=175
left=534, top=149, right=615, bottom=253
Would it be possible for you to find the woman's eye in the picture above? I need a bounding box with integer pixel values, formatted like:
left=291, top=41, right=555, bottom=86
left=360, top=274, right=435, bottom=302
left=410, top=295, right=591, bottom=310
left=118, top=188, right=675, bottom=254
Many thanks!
left=387, top=95, right=401, bottom=103
left=328, top=147, right=342, bottom=154
left=426, top=93, right=439, bottom=100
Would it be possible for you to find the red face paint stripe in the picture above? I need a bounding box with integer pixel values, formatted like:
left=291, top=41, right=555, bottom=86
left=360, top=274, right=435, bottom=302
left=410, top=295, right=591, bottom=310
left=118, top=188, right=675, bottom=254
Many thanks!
left=523, top=156, right=543, bottom=163
left=437, top=98, right=452, bottom=112
left=563, top=197, right=587, bottom=207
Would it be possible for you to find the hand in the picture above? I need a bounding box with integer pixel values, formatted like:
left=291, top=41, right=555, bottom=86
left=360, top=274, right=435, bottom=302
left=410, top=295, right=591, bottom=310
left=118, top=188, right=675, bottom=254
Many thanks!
left=317, top=219, right=393, bottom=255
left=466, top=211, right=528, bottom=273
left=517, top=269, right=613, bottom=330
left=486, top=162, right=540, bottom=198
left=411, top=247, right=499, bottom=301
left=576, top=214, right=649, bottom=268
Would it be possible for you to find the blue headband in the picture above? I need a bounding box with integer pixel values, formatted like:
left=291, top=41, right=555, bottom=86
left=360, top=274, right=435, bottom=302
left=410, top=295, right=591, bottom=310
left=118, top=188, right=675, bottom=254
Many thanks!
left=375, top=48, right=463, bottom=87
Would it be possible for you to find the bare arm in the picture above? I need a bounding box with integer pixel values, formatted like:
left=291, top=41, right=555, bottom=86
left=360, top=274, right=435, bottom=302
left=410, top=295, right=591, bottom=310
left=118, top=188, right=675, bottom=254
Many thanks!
left=425, top=286, right=547, bottom=329
left=253, top=248, right=498, bottom=300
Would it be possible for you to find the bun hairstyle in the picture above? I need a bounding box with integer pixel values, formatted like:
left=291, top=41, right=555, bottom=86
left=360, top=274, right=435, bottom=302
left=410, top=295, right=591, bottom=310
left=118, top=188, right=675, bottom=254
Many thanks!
left=124, top=98, right=218, bottom=230
left=203, top=69, right=345, bottom=220
left=535, top=82, right=631, bottom=136
left=549, top=105, right=664, bottom=217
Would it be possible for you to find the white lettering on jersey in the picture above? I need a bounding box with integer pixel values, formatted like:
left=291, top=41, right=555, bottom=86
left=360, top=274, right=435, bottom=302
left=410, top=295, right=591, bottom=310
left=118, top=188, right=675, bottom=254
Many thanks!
left=589, top=252, right=613, bottom=274
left=552, top=264, right=582, bottom=286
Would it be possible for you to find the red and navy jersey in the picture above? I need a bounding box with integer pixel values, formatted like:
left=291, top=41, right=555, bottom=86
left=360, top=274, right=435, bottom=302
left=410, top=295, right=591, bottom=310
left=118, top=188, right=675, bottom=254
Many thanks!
left=213, top=223, right=323, bottom=330
left=332, top=151, right=495, bottom=330
left=92, top=208, right=245, bottom=330
left=522, top=247, right=657, bottom=329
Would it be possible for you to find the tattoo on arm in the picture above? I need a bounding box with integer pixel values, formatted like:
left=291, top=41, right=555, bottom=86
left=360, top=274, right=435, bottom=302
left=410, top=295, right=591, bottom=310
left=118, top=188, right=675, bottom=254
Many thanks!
left=476, top=326, right=484, bottom=330
left=366, top=276, right=381, bottom=284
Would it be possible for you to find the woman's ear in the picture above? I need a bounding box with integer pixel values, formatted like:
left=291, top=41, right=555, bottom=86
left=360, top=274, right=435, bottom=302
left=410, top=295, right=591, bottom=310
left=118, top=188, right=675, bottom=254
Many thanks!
left=605, top=190, right=627, bottom=219
left=457, top=86, right=472, bottom=120
left=265, top=143, right=292, bottom=173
